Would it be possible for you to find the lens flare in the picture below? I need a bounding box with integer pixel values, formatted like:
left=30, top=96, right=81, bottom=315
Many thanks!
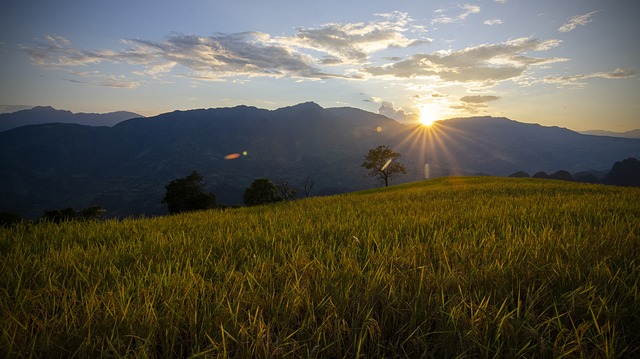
left=224, top=153, right=241, bottom=160
left=381, top=158, right=393, bottom=171
left=225, top=150, right=249, bottom=160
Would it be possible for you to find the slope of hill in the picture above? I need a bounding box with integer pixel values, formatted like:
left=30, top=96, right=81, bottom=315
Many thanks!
left=2, top=177, right=639, bottom=357
left=1, top=103, right=639, bottom=218
left=0, top=106, right=141, bottom=132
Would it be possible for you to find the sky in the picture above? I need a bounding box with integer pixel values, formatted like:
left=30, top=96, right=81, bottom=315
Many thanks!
left=1, top=0, right=639, bottom=132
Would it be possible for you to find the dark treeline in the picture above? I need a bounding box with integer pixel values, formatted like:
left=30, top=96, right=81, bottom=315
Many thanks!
left=0, top=175, right=311, bottom=227
left=508, top=157, right=640, bottom=186
left=2, top=157, right=638, bottom=227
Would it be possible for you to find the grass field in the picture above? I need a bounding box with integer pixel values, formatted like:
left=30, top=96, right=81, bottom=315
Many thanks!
left=1, top=177, right=639, bottom=358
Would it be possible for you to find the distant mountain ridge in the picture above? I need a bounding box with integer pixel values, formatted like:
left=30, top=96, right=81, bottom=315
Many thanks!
left=0, top=106, right=142, bottom=132
left=580, top=129, right=640, bottom=139
left=1, top=102, right=639, bottom=219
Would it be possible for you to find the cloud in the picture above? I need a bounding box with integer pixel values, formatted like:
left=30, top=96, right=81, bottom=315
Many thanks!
left=494, top=0, right=508, bottom=3
left=128, top=32, right=344, bottom=79
left=450, top=104, right=486, bottom=114
left=281, top=12, right=430, bottom=64
left=484, top=19, right=503, bottom=26
left=543, top=68, right=635, bottom=86
left=378, top=101, right=418, bottom=122
left=66, top=70, right=142, bottom=88
left=22, top=13, right=430, bottom=84
left=558, top=10, right=600, bottom=33
left=451, top=95, right=501, bottom=114
left=22, top=33, right=347, bottom=83
left=22, top=35, right=111, bottom=67
left=432, top=4, right=480, bottom=24
left=364, top=37, right=566, bottom=86
left=460, top=95, right=501, bottom=103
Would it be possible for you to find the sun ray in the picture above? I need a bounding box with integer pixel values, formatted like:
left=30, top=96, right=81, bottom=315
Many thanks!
left=392, top=120, right=473, bottom=179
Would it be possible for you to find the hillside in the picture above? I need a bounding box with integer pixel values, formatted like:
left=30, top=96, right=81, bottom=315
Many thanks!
left=1, top=102, right=639, bottom=219
left=2, top=177, right=639, bottom=357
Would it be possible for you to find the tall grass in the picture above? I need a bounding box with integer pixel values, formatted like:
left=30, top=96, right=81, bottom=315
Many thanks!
left=1, top=177, right=639, bottom=358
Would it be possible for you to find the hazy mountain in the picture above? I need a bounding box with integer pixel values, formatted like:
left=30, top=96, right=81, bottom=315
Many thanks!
left=424, top=117, right=640, bottom=176
left=0, top=106, right=142, bottom=132
left=1, top=102, right=639, bottom=219
left=581, top=129, right=640, bottom=139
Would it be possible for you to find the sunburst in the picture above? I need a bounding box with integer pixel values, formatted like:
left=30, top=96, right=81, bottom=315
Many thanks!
left=418, top=104, right=440, bottom=127
left=393, top=118, right=466, bottom=180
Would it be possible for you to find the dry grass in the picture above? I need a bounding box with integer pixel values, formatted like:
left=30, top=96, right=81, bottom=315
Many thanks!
left=1, top=177, right=639, bottom=358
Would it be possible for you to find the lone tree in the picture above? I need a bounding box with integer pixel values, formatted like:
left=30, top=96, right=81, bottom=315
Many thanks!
left=300, top=176, right=315, bottom=198
left=162, top=171, right=217, bottom=214
left=243, top=178, right=281, bottom=206
left=361, top=145, right=407, bottom=187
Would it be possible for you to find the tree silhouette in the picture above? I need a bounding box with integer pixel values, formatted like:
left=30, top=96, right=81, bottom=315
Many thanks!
left=0, top=211, right=22, bottom=227
left=41, top=208, right=76, bottom=223
left=300, top=176, right=315, bottom=198
left=603, top=157, right=640, bottom=186
left=162, top=171, right=217, bottom=214
left=549, top=170, right=573, bottom=181
left=274, top=179, right=299, bottom=200
left=532, top=171, right=550, bottom=179
left=80, top=206, right=106, bottom=220
left=243, top=178, right=281, bottom=206
left=508, top=171, right=530, bottom=178
left=573, top=171, right=599, bottom=184
left=361, top=145, right=406, bottom=187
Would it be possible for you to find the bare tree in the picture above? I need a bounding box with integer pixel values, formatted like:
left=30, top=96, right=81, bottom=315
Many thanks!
left=300, top=176, right=315, bottom=198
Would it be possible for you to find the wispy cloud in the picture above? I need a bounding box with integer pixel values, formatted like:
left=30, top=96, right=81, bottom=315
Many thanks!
left=22, top=33, right=347, bottom=83
left=20, top=11, right=630, bottom=97
left=364, top=37, right=566, bottom=86
left=21, top=13, right=430, bottom=84
left=558, top=10, right=600, bottom=33
left=460, top=95, right=501, bottom=103
left=484, top=19, right=503, bottom=26
left=22, top=35, right=110, bottom=67
left=543, top=68, right=635, bottom=86
left=78, top=75, right=141, bottom=88
left=432, top=4, right=481, bottom=24
left=451, top=94, right=501, bottom=114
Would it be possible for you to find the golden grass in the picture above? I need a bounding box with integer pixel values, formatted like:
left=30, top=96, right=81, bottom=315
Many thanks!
left=1, top=177, right=639, bottom=357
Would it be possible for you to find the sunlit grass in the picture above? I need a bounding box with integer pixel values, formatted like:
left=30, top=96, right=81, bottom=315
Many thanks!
left=1, top=177, right=639, bottom=357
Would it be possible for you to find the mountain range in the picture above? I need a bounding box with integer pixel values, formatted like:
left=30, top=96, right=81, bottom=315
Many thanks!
left=580, top=129, right=640, bottom=139
left=1, top=102, right=639, bottom=219
left=0, top=106, right=141, bottom=132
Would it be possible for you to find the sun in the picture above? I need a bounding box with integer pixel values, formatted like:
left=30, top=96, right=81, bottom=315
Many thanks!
left=418, top=104, right=439, bottom=126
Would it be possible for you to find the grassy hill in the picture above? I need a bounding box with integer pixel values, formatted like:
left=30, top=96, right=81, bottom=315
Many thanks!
left=2, top=177, right=639, bottom=357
